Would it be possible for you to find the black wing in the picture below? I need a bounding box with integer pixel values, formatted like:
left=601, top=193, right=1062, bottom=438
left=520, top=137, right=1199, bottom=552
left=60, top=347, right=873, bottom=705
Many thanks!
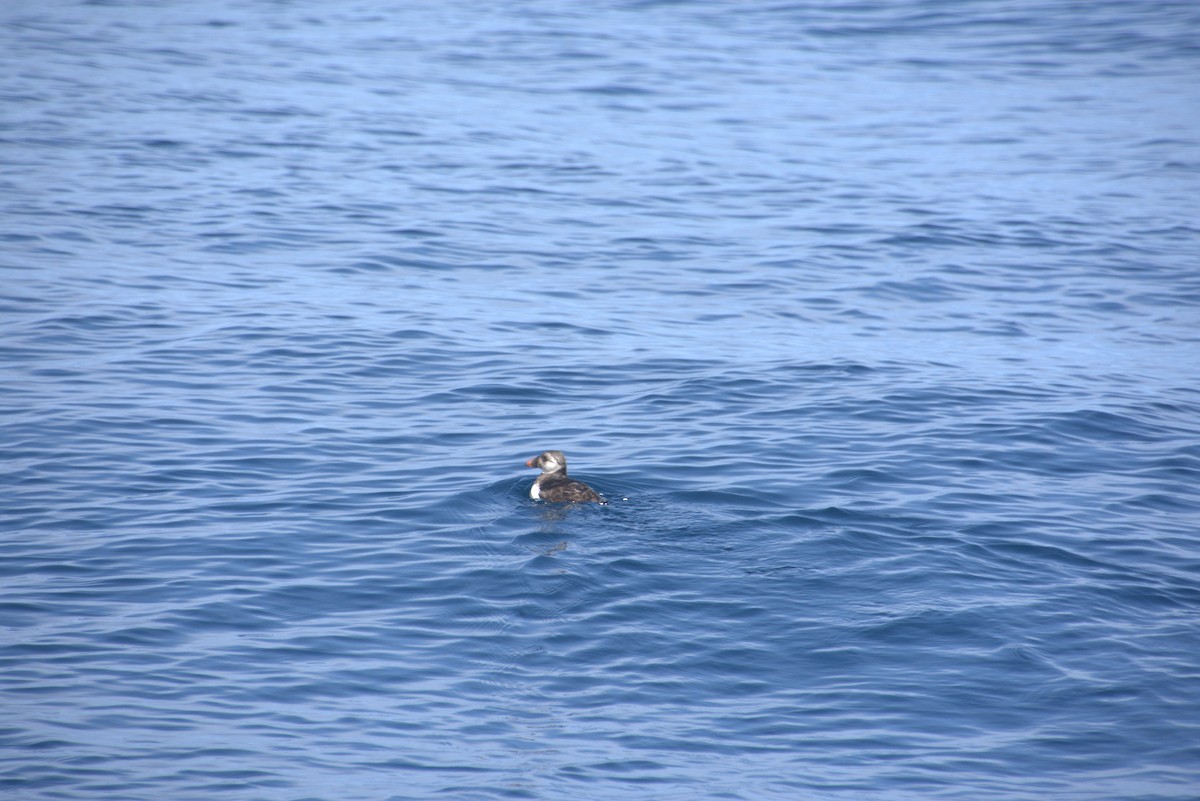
left=539, top=476, right=602, bottom=503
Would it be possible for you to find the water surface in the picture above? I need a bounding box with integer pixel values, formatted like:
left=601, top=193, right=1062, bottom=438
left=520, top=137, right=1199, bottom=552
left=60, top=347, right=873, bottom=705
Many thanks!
left=3, top=1, right=1199, bottom=799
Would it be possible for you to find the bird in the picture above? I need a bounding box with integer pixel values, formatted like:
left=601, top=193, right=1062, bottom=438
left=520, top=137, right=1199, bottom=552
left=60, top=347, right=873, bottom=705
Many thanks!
left=524, top=450, right=603, bottom=503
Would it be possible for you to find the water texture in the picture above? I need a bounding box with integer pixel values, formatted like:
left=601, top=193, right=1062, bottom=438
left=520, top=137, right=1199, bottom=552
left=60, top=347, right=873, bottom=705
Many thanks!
left=3, top=1, right=1199, bottom=799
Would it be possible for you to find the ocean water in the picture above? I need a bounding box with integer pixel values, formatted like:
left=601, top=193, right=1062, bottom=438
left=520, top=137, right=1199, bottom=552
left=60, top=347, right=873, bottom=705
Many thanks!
left=3, top=1, right=1199, bottom=799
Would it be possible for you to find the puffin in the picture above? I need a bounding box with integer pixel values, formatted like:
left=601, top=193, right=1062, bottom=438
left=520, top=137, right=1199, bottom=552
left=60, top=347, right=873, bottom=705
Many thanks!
left=525, top=450, right=603, bottom=503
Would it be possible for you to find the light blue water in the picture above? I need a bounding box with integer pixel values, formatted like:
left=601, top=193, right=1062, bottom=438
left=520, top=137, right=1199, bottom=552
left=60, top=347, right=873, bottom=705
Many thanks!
left=3, top=1, right=1199, bottom=799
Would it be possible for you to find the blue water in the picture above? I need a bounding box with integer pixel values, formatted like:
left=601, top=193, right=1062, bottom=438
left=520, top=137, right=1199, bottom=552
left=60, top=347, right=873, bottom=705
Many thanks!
left=3, top=1, right=1200, bottom=799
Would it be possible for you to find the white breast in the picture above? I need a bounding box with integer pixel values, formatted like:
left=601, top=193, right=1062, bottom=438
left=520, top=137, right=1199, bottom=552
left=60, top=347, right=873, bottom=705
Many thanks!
left=530, top=481, right=540, bottom=499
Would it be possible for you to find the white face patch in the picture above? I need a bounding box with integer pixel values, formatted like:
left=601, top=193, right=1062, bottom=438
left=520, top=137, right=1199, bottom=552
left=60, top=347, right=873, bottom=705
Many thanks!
left=540, top=455, right=562, bottom=473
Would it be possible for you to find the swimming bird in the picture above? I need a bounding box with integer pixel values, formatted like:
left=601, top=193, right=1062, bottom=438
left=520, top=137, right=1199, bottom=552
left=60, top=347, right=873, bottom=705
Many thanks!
left=525, top=450, right=602, bottom=503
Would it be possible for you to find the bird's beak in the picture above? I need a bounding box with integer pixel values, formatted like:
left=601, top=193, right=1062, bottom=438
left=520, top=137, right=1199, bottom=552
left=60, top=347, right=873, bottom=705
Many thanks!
left=524, top=457, right=536, bottom=468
